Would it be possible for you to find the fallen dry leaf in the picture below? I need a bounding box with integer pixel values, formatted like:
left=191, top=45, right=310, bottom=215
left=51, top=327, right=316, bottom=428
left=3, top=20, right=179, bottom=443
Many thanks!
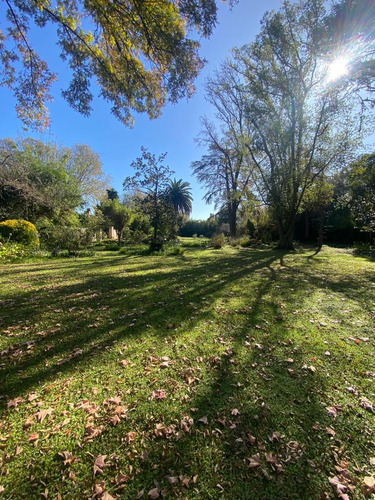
left=28, top=432, right=39, bottom=443
left=166, top=476, right=179, bottom=485
left=59, top=451, right=76, bottom=465
left=231, top=408, right=240, bottom=416
left=198, top=416, right=208, bottom=425
left=35, top=408, right=53, bottom=424
left=93, top=455, right=108, bottom=476
left=147, top=488, right=159, bottom=499
left=247, top=453, right=262, bottom=468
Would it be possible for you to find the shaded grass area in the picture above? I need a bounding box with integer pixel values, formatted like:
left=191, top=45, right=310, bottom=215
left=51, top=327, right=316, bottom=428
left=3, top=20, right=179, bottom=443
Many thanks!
left=0, top=245, right=374, bottom=499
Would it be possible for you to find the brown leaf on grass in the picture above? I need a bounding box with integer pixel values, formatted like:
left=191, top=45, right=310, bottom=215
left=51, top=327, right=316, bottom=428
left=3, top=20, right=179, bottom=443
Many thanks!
left=59, top=451, right=76, bottom=465
left=27, top=393, right=38, bottom=402
left=150, top=390, right=167, bottom=400
left=231, top=408, right=240, bottom=416
left=180, top=417, right=194, bottom=433
left=198, top=416, right=208, bottom=425
left=326, top=407, right=338, bottom=419
left=115, top=472, right=130, bottom=485
left=285, top=358, right=294, bottom=364
left=120, top=359, right=130, bottom=368
left=166, top=476, right=179, bottom=485
left=102, top=492, right=116, bottom=500
left=28, top=432, right=39, bottom=443
left=0, top=486, right=4, bottom=493
left=147, top=488, right=160, bottom=499
left=85, top=424, right=104, bottom=441
left=93, top=455, right=108, bottom=475
left=7, top=397, right=24, bottom=408
left=135, top=489, right=145, bottom=499
left=329, top=476, right=349, bottom=500
left=23, top=417, right=33, bottom=429
left=265, top=452, right=278, bottom=465
left=108, top=396, right=122, bottom=405
left=247, top=434, right=257, bottom=445
left=363, top=476, right=375, bottom=494
left=110, top=415, right=121, bottom=427
left=326, top=427, right=336, bottom=437
left=180, top=475, right=190, bottom=488
left=247, top=453, right=262, bottom=468
left=360, top=397, right=374, bottom=412
left=15, top=446, right=23, bottom=456
left=125, top=431, right=137, bottom=444
left=35, top=408, right=53, bottom=423
left=269, top=431, right=282, bottom=442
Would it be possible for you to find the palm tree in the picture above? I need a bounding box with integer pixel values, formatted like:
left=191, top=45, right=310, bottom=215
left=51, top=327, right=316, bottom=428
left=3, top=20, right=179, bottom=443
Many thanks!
left=167, top=178, right=193, bottom=217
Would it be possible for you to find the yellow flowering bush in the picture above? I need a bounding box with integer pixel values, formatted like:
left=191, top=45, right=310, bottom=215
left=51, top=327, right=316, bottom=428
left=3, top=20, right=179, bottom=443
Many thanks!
left=0, top=219, right=39, bottom=248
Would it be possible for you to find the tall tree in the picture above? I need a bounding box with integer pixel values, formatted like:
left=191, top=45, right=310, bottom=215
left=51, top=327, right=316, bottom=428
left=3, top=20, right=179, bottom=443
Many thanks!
left=192, top=117, right=253, bottom=237
left=0, top=138, right=108, bottom=221
left=123, top=147, right=174, bottom=249
left=100, top=199, right=132, bottom=246
left=227, top=0, right=360, bottom=249
left=166, top=178, right=193, bottom=217
left=320, top=0, right=375, bottom=106
left=1, top=0, right=233, bottom=129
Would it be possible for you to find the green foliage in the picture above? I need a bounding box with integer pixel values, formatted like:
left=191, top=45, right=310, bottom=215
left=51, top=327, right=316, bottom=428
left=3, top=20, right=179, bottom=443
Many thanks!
left=0, top=242, right=31, bottom=261
left=166, top=245, right=186, bottom=256
left=37, top=217, right=91, bottom=256
left=347, top=152, right=375, bottom=234
left=124, top=147, right=185, bottom=249
left=179, top=218, right=219, bottom=238
left=0, top=138, right=108, bottom=222
left=209, top=0, right=360, bottom=249
left=0, top=219, right=39, bottom=247
left=1, top=1, right=224, bottom=129
left=211, top=233, right=227, bottom=248
left=100, top=199, right=132, bottom=246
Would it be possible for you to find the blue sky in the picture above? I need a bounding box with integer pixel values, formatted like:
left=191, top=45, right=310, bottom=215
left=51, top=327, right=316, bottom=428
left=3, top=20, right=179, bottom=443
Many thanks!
left=0, top=0, right=284, bottom=220
left=1, top=1, right=372, bottom=219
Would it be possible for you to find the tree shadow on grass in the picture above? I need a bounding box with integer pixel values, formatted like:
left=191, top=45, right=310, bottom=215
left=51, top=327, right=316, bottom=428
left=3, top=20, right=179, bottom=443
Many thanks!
left=0, top=247, right=373, bottom=499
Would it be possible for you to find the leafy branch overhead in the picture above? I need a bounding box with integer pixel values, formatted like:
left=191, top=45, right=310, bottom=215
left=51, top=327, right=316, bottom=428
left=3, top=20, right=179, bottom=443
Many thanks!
left=1, top=0, right=232, bottom=129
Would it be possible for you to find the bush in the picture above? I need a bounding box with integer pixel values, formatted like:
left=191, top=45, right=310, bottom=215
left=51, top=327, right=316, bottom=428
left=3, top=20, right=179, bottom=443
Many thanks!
left=0, top=242, right=31, bottom=261
left=0, top=219, right=39, bottom=248
left=212, top=233, right=227, bottom=249
left=353, top=241, right=375, bottom=255
left=166, top=246, right=185, bottom=256
left=105, top=243, right=120, bottom=251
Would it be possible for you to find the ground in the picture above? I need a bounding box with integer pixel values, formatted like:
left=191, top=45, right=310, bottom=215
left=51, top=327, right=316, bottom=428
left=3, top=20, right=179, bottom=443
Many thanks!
left=0, top=244, right=374, bottom=499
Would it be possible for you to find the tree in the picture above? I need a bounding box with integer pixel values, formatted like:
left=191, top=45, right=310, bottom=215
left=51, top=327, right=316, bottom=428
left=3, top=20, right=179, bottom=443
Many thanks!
left=193, top=63, right=253, bottom=238
left=106, top=188, right=119, bottom=201
left=1, top=0, right=233, bottom=129
left=0, top=138, right=82, bottom=222
left=124, top=147, right=175, bottom=249
left=166, top=178, right=193, bottom=216
left=225, top=0, right=360, bottom=249
left=100, top=199, right=132, bottom=246
left=0, top=138, right=108, bottom=222
left=346, top=152, right=375, bottom=236
left=320, top=0, right=375, bottom=106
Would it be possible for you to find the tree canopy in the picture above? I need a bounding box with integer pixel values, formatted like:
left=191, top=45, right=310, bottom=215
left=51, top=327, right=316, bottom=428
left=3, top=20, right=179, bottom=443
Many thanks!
left=1, top=0, right=233, bottom=129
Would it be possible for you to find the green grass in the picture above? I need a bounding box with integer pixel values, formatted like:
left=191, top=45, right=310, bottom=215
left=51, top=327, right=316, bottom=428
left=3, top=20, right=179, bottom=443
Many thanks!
left=0, top=244, right=374, bottom=499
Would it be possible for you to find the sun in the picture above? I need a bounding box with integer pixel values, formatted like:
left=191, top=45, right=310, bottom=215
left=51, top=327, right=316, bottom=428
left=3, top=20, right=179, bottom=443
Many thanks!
left=327, top=56, right=350, bottom=82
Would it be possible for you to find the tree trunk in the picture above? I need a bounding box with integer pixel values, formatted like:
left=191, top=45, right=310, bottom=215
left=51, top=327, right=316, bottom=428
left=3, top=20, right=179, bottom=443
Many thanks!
left=277, top=217, right=296, bottom=250
left=317, top=209, right=325, bottom=250
left=228, top=204, right=237, bottom=238
left=304, top=211, right=309, bottom=240
left=117, top=230, right=123, bottom=246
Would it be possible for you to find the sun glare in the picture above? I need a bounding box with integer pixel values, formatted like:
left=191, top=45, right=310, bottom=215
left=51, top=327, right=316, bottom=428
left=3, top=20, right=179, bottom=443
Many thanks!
left=327, top=56, right=349, bottom=82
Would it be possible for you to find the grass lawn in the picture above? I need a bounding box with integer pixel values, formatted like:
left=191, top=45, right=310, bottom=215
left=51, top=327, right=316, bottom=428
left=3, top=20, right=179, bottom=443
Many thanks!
left=0, top=244, right=374, bottom=499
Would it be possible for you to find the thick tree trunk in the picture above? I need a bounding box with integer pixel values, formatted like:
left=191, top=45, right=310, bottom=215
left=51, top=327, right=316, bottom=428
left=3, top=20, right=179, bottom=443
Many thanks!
left=117, top=230, right=123, bottom=246
left=228, top=205, right=237, bottom=238
left=277, top=217, right=296, bottom=250
left=304, top=211, right=309, bottom=240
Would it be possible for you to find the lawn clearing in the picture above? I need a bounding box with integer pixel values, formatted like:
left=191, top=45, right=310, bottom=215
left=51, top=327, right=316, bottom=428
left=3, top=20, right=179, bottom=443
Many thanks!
left=0, top=245, right=374, bottom=499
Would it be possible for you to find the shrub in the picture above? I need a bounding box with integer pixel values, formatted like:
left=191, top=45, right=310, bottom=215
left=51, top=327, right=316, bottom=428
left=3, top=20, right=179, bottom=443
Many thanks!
left=212, top=233, right=226, bottom=249
left=105, top=243, right=120, bottom=251
left=167, top=246, right=185, bottom=256
left=0, top=219, right=39, bottom=248
left=353, top=242, right=374, bottom=255
left=0, top=242, right=31, bottom=262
